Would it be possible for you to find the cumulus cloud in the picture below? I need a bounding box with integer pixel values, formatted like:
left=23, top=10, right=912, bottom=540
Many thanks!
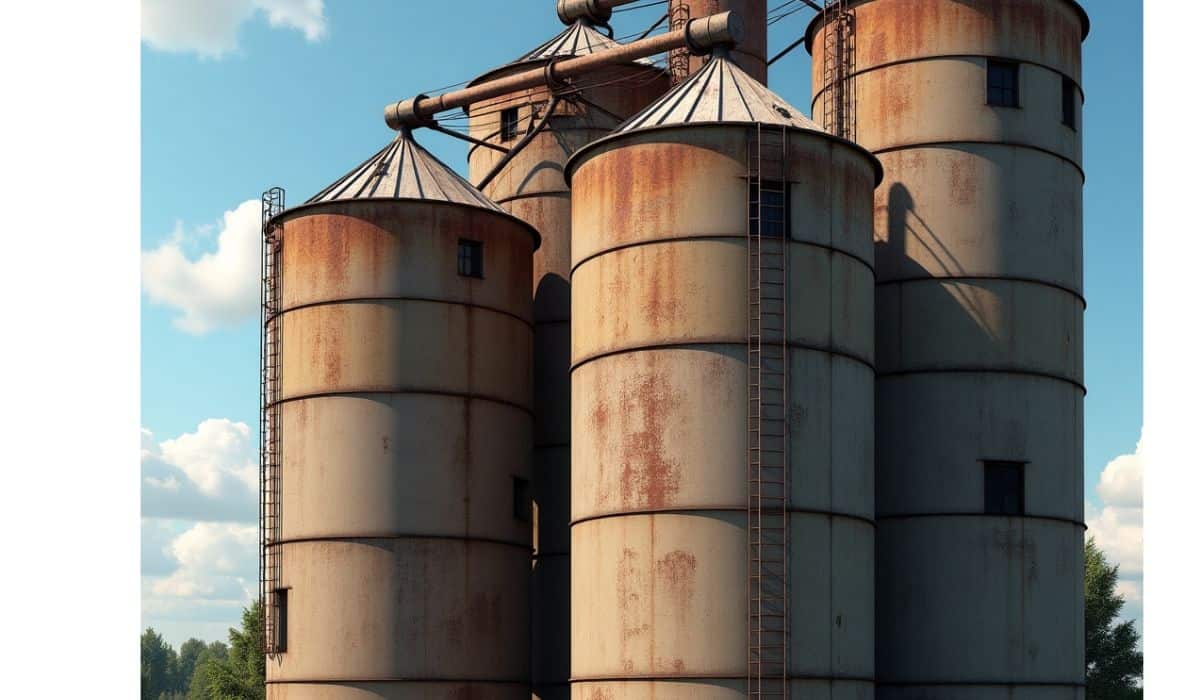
left=1087, top=432, right=1144, bottom=631
left=142, top=421, right=257, bottom=522
left=142, top=199, right=261, bottom=334
left=142, top=0, right=327, bottom=58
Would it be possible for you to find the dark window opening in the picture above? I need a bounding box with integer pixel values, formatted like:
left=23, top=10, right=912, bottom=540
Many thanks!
left=500, top=107, right=520, bottom=142
left=458, top=239, right=483, bottom=278
left=512, top=476, right=531, bottom=522
left=1062, top=75, right=1077, bottom=130
left=984, top=461, right=1026, bottom=515
left=749, top=181, right=789, bottom=238
left=987, top=60, right=1020, bottom=108
left=272, top=589, right=288, bottom=652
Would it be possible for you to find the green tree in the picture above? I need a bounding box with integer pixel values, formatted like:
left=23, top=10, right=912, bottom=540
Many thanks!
left=141, top=628, right=179, bottom=700
left=177, top=638, right=208, bottom=689
left=186, top=642, right=229, bottom=700
left=1085, top=536, right=1143, bottom=698
left=192, top=601, right=265, bottom=700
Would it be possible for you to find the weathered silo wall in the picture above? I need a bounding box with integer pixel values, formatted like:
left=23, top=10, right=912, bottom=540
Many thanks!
left=668, top=1, right=768, bottom=83
left=465, top=20, right=670, bottom=700
left=566, top=56, right=879, bottom=699
left=808, top=1, right=1088, bottom=697
left=265, top=133, right=539, bottom=699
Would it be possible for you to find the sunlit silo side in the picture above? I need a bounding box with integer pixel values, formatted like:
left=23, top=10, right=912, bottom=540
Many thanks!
left=565, top=54, right=880, bottom=699
left=463, top=16, right=671, bottom=700
left=264, top=129, right=539, bottom=700
left=808, top=1, right=1089, bottom=697
left=668, top=1, right=768, bottom=83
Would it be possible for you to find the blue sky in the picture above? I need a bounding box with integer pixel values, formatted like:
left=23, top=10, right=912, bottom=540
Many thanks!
left=141, top=0, right=1144, bottom=648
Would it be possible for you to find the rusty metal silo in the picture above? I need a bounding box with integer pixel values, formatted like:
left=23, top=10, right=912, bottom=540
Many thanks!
left=667, top=0, right=768, bottom=83
left=566, top=52, right=880, bottom=699
left=463, top=12, right=671, bottom=700
left=808, top=1, right=1089, bottom=696
left=262, top=128, right=539, bottom=699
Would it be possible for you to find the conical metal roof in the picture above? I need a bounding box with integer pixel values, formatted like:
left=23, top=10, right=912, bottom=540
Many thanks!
left=305, top=128, right=505, bottom=213
left=617, top=54, right=824, bottom=133
left=517, top=20, right=622, bottom=62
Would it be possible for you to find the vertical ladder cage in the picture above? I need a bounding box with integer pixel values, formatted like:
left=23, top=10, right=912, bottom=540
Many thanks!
left=668, top=3, right=691, bottom=85
left=821, top=0, right=856, bottom=140
left=746, top=124, right=790, bottom=699
left=259, top=187, right=285, bottom=656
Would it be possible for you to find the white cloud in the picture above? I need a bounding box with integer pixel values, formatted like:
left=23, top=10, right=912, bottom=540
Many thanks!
left=1087, top=431, right=1145, bottom=633
left=142, top=0, right=327, bottom=58
left=142, top=199, right=262, bottom=334
left=142, top=421, right=257, bottom=522
left=153, top=522, right=258, bottom=598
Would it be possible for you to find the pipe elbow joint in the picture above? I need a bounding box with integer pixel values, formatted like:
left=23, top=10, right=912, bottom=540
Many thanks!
left=685, top=11, right=745, bottom=56
left=384, top=94, right=433, bottom=130
left=557, top=0, right=612, bottom=25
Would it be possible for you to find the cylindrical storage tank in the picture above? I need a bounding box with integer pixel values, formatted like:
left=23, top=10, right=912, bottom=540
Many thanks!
left=807, top=1, right=1088, bottom=697
left=265, top=129, right=540, bottom=699
left=668, top=0, right=768, bottom=83
left=465, top=19, right=670, bottom=700
left=565, top=55, right=880, bottom=699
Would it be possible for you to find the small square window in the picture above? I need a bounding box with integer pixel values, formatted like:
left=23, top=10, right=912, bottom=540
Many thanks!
left=458, top=239, right=483, bottom=278
left=500, top=107, right=520, bottom=142
left=984, top=461, right=1025, bottom=516
left=749, top=181, right=789, bottom=238
left=1062, top=75, right=1077, bottom=130
left=512, top=476, right=531, bottom=522
left=987, top=60, right=1020, bottom=108
left=272, top=589, right=289, bottom=652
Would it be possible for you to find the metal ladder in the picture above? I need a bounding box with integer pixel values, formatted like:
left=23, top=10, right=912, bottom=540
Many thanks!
left=259, top=187, right=285, bottom=655
left=668, top=3, right=691, bottom=85
left=746, top=124, right=790, bottom=699
left=822, top=0, right=855, bottom=140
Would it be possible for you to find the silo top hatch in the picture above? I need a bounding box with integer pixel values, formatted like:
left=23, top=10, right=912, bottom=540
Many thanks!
left=273, top=128, right=540, bottom=247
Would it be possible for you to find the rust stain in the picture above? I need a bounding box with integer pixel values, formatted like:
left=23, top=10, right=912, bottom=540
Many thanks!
left=617, top=366, right=684, bottom=509
left=655, top=549, right=697, bottom=610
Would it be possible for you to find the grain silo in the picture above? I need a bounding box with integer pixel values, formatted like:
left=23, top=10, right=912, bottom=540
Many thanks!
left=463, top=10, right=670, bottom=700
left=566, top=50, right=881, bottom=699
left=261, top=127, right=539, bottom=699
left=808, top=0, right=1089, bottom=696
left=668, top=1, right=768, bottom=83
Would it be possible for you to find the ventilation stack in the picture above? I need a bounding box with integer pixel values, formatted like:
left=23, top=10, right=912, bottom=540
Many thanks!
left=464, top=13, right=671, bottom=700
left=668, top=1, right=768, bottom=83
left=566, top=52, right=880, bottom=699
left=263, top=128, right=539, bottom=699
left=809, top=1, right=1089, bottom=696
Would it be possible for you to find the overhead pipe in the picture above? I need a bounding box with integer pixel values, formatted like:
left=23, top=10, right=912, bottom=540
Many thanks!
left=556, top=0, right=650, bottom=25
left=385, top=11, right=744, bottom=130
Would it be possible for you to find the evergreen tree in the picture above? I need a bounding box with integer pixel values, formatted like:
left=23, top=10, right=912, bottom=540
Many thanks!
left=140, top=628, right=179, bottom=700
left=1085, top=537, right=1143, bottom=698
left=192, top=601, right=266, bottom=700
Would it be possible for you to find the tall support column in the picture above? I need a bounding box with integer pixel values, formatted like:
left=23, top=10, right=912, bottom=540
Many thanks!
left=670, top=1, right=768, bottom=83
left=809, top=1, right=1089, bottom=697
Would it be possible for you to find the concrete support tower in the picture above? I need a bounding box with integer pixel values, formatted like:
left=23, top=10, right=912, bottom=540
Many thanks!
left=466, top=11, right=669, bottom=700
left=668, top=1, right=768, bottom=83
left=809, top=1, right=1089, bottom=696
left=566, top=54, right=879, bottom=699
left=264, top=129, right=539, bottom=699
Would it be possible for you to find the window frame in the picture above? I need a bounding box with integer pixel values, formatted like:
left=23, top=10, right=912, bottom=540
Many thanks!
left=983, top=460, right=1027, bottom=516
left=500, top=107, right=521, bottom=142
left=457, top=239, right=484, bottom=279
left=749, top=180, right=790, bottom=239
left=272, top=588, right=289, bottom=652
left=986, top=59, right=1021, bottom=109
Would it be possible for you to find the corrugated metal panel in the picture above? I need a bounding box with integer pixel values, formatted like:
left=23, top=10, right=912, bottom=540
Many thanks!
left=518, top=20, right=623, bottom=62
left=306, top=129, right=504, bottom=212
left=619, top=55, right=822, bottom=132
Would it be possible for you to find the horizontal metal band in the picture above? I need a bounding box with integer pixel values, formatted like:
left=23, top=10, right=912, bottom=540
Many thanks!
left=878, top=679, right=1085, bottom=687
left=571, top=233, right=876, bottom=278
left=270, top=295, right=532, bottom=328
left=572, top=340, right=875, bottom=375
left=811, top=53, right=1085, bottom=106
left=876, top=367, right=1086, bottom=394
left=877, top=275, right=1086, bottom=308
left=572, top=506, right=875, bottom=529
left=571, top=673, right=874, bottom=683
left=873, top=140, right=1085, bottom=181
left=494, top=189, right=571, bottom=205
left=268, top=678, right=528, bottom=685
left=267, top=534, right=532, bottom=551
left=270, top=389, right=533, bottom=416
left=877, top=512, right=1087, bottom=529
